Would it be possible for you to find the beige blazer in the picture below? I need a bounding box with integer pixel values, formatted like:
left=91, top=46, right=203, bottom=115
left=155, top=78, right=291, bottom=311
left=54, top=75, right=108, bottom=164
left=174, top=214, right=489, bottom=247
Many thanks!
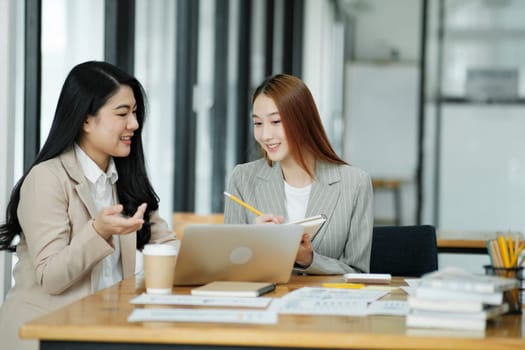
left=224, top=159, right=373, bottom=275
left=0, top=148, right=176, bottom=350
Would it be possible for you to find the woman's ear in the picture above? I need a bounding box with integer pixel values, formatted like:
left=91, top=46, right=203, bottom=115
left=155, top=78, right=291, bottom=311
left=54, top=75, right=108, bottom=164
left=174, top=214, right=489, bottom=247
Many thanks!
left=82, top=115, right=93, bottom=132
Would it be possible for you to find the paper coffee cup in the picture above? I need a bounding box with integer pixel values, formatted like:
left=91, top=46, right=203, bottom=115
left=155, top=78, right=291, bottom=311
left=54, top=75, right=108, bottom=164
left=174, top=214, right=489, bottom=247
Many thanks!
left=143, top=244, right=178, bottom=294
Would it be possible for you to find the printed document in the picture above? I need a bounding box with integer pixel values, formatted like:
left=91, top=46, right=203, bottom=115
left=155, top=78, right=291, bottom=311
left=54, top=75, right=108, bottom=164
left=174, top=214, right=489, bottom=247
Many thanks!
left=128, top=308, right=278, bottom=324
left=276, top=287, right=388, bottom=316
left=130, top=293, right=272, bottom=308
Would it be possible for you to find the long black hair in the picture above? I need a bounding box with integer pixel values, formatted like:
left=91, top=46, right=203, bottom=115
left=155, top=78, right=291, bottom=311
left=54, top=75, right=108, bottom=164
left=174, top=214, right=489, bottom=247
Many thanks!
left=0, top=61, right=158, bottom=251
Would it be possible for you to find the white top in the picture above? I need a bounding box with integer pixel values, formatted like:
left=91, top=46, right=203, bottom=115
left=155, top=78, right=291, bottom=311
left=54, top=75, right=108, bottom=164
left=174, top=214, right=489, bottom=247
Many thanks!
left=74, top=144, right=122, bottom=291
left=284, top=182, right=311, bottom=223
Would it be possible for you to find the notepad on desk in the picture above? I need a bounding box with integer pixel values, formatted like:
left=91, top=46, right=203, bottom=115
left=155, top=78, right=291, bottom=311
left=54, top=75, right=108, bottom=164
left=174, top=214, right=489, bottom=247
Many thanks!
left=406, top=303, right=509, bottom=331
left=344, top=273, right=392, bottom=285
left=286, top=214, right=327, bottom=240
left=191, top=281, right=276, bottom=297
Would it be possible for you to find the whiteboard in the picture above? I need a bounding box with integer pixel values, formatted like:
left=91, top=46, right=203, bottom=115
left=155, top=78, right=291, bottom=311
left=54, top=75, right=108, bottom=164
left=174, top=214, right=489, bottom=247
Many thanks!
left=440, top=104, right=525, bottom=233
left=344, top=62, right=419, bottom=180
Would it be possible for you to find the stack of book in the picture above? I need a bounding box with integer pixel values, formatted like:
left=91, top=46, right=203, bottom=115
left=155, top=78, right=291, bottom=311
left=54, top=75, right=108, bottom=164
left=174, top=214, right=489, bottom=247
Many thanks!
left=406, top=267, right=518, bottom=331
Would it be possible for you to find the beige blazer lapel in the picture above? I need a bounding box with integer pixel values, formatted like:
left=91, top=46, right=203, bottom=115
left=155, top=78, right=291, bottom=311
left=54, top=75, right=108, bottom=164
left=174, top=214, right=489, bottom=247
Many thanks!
left=75, top=182, right=98, bottom=219
left=60, top=148, right=98, bottom=219
left=75, top=180, right=103, bottom=293
left=60, top=149, right=104, bottom=291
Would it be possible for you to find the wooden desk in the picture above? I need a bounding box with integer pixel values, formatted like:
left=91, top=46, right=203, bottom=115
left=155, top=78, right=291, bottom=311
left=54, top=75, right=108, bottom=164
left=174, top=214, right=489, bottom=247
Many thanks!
left=21, top=275, right=524, bottom=350
left=172, top=212, right=224, bottom=239
left=437, top=230, right=523, bottom=254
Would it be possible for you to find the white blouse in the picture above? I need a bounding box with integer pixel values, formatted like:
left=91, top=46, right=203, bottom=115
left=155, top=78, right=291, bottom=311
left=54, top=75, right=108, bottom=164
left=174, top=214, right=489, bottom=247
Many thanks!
left=74, top=144, right=122, bottom=291
left=284, top=181, right=312, bottom=223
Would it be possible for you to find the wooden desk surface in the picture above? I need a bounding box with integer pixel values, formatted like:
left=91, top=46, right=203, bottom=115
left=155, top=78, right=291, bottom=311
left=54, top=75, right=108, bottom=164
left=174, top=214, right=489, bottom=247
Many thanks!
left=20, top=275, right=524, bottom=350
left=437, top=230, right=523, bottom=250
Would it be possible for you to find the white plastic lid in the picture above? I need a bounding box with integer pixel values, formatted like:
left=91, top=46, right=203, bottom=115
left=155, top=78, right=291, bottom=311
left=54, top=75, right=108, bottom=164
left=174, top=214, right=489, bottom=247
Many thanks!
left=143, top=243, right=178, bottom=256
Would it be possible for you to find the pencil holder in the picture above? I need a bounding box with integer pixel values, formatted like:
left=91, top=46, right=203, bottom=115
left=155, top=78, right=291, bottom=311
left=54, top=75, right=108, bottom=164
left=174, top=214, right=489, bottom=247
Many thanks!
left=483, top=265, right=523, bottom=314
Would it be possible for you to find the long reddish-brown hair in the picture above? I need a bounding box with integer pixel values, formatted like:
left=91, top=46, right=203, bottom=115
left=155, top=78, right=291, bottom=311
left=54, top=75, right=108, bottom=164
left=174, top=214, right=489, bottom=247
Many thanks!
left=252, top=74, right=347, bottom=178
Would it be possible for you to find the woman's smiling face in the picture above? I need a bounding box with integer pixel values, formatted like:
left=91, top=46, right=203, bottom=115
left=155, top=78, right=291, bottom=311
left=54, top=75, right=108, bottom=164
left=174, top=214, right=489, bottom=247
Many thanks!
left=252, top=94, right=291, bottom=164
left=79, top=84, right=138, bottom=171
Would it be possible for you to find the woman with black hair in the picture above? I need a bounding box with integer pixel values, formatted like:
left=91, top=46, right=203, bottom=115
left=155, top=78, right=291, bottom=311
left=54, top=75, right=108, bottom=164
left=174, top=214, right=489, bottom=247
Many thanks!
left=0, top=61, right=176, bottom=350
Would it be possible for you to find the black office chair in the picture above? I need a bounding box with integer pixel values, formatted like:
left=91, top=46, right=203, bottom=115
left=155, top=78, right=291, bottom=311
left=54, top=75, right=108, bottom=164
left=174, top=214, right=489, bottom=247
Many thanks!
left=370, top=225, right=438, bottom=277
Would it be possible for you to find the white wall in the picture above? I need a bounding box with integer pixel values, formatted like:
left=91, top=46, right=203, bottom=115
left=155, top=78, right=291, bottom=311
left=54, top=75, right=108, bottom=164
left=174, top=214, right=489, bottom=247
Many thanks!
left=336, top=0, right=422, bottom=225
left=0, top=0, right=17, bottom=303
left=135, top=0, right=176, bottom=223
left=303, top=0, right=346, bottom=154
left=344, top=63, right=419, bottom=179
left=347, top=0, right=421, bottom=61
left=302, top=0, right=335, bottom=125
left=344, top=62, right=419, bottom=225
left=40, top=0, right=105, bottom=145
left=440, top=105, right=525, bottom=234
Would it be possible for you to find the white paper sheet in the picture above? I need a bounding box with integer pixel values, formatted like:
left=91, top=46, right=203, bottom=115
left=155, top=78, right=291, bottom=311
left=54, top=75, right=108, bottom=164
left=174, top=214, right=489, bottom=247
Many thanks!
left=404, top=278, right=421, bottom=287
left=276, top=287, right=388, bottom=316
left=130, top=293, right=272, bottom=308
left=367, top=300, right=409, bottom=316
left=400, top=286, right=415, bottom=295
left=128, top=308, right=278, bottom=324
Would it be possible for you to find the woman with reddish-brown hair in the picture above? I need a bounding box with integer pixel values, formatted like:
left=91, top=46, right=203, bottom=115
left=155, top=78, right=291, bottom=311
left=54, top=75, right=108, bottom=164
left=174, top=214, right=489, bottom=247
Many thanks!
left=224, top=74, right=373, bottom=274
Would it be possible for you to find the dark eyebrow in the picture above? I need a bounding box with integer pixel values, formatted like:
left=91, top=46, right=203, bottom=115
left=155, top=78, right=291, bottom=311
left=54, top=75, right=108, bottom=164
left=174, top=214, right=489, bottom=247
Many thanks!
left=252, top=111, right=280, bottom=118
left=114, top=103, right=137, bottom=110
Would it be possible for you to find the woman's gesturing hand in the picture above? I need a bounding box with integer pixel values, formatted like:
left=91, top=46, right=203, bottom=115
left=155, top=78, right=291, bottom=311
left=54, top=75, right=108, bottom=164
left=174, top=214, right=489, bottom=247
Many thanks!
left=92, top=203, right=147, bottom=240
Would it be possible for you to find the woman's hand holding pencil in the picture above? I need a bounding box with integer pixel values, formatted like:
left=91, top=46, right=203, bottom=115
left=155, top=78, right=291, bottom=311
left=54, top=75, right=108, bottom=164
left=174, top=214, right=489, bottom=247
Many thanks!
left=223, top=192, right=283, bottom=224
left=255, top=214, right=284, bottom=225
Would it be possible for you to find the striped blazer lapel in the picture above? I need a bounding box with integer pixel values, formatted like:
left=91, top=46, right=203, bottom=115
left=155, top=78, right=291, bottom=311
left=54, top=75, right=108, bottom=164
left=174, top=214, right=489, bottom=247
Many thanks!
left=254, top=162, right=287, bottom=219
left=305, top=162, right=341, bottom=242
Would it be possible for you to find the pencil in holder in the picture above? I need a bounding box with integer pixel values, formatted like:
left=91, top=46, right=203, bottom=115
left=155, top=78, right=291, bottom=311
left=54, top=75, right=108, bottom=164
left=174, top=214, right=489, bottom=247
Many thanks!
left=483, top=265, right=523, bottom=314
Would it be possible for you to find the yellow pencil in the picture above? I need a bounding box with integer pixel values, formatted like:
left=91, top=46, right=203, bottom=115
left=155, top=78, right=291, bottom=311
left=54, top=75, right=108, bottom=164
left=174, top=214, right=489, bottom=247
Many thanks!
left=223, top=192, right=263, bottom=216
left=508, top=234, right=515, bottom=264
left=514, top=237, right=521, bottom=260
left=510, top=243, right=524, bottom=267
left=497, top=234, right=511, bottom=268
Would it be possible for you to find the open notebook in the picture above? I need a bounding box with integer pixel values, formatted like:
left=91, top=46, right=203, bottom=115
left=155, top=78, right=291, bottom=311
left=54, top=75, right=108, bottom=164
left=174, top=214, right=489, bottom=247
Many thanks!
left=287, top=214, right=327, bottom=240
left=173, top=224, right=304, bottom=286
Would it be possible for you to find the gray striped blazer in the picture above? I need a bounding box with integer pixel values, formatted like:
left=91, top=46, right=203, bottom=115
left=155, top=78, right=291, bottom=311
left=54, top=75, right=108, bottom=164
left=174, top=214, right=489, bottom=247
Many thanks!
left=224, top=159, right=373, bottom=274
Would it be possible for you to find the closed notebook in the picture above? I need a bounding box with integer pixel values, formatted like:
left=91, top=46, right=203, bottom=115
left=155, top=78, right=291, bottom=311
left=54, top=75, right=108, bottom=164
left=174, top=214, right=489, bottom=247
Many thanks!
left=418, top=266, right=519, bottom=293
left=414, top=287, right=503, bottom=305
left=191, top=281, right=276, bottom=297
left=408, top=296, right=486, bottom=313
left=406, top=304, right=509, bottom=331
left=344, top=273, right=392, bottom=284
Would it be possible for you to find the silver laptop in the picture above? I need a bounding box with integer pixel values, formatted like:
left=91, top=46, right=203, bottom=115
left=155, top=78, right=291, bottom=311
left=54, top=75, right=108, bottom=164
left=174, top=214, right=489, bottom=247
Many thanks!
left=173, top=224, right=303, bottom=286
